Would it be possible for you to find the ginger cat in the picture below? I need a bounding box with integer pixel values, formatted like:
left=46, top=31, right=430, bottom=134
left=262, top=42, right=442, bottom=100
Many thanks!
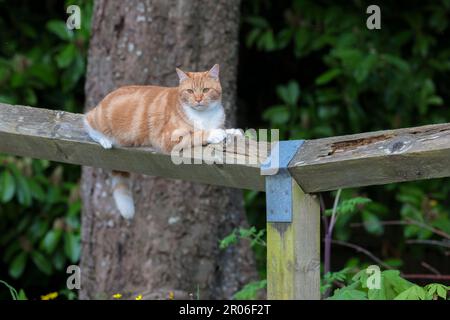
left=84, top=64, right=241, bottom=219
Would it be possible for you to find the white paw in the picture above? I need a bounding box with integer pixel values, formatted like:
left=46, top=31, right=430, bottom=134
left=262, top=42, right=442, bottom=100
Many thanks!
left=99, top=138, right=113, bottom=149
left=207, top=129, right=227, bottom=144
left=225, top=128, right=243, bottom=136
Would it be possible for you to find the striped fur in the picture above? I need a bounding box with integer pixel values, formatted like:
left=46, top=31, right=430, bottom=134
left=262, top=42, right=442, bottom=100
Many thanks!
left=84, top=65, right=239, bottom=219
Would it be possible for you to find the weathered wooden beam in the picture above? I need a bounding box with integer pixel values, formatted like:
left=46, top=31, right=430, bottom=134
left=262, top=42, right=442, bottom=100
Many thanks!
left=290, top=123, right=450, bottom=192
left=267, top=179, right=320, bottom=299
left=1, top=103, right=450, bottom=193
left=0, top=103, right=268, bottom=191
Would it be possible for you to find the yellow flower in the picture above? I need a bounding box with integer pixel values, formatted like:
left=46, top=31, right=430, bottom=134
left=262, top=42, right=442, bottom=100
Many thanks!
left=168, top=291, right=174, bottom=300
left=430, top=199, right=438, bottom=207
left=135, top=294, right=143, bottom=300
left=112, top=293, right=122, bottom=299
left=41, top=292, right=58, bottom=300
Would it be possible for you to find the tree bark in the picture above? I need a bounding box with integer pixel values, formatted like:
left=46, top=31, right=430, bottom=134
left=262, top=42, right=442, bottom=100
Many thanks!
left=80, top=0, right=257, bottom=300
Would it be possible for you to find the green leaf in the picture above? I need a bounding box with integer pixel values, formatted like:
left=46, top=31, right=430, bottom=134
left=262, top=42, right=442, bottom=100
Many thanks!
left=259, top=30, right=276, bottom=51
left=28, top=63, right=57, bottom=87
left=238, top=226, right=256, bottom=238
left=28, top=179, right=45, bottom=201
left=52, top=251, right=66, bottom=271
left=233, top=280, right=267, bottom=300
left=31, top=251, right=52, bottom=275
left=61, top=55, right=84, bottom=92
left=56, top=43, right=76, bottom=68
left=17, top=289, right=28, bottom=300
left=315, top=69, right=341, bottom=85
left=0, top=94, right=17, bottom=104
left=0, top=170, right=16, bottom=202
left=436, top=285, right=448, bottom=299
left=425, top=283, right=448, bottom=299
left=246, top=29, right=261, bottom=48
left=325, top=197, right=372, bottom=216
left=382, top=54, right=410, bottom=72
left=328, top=288, right=368, bottom=300
left=368, top=286, right=386, bottom=300
left=276, top=81, right=300, bottom=105
left=294, top=28, right=309, bottom=57
left=46, top=20, right=73, bottom=41
left=276, top=29, right=293, bottom=49
left=219, top=230, right=238, bottom=250
left=382, top=270, right=414, bottom=297
left=64, top=232, right=81, bottom=263
left=362, top=211, right=383, bottom=235
left=262, top=105, right=290, bottom=125
left=9, top=252, right=27, bottom=279
left=354, top=54, right=377, bottom=83
left=40, top=229, right=63, bottom=254
left=24, top=88, right=37, bottom=105
left=394, top=285, right=427, bottom=300
left=15, top=174, right=32, bottom=206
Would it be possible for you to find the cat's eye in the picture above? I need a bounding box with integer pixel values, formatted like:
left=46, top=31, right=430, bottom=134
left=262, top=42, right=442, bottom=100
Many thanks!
left=187, top=89, right=194, bottom=94
left=202, top=88, right=210, bottom=93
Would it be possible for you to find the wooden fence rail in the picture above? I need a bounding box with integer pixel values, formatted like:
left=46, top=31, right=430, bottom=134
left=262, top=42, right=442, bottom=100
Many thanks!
left=1, top=102, right=450, bottom=299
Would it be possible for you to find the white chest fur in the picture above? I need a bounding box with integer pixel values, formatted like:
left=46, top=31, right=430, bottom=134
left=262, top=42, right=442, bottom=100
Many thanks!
left=182, top=102, right=225, bottom=130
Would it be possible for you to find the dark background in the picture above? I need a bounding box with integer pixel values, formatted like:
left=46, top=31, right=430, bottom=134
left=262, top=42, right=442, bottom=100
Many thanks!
left=0, top=0, right=448, bottom=299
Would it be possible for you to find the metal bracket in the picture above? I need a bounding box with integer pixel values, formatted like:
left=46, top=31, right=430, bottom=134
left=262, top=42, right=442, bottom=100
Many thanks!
left=261, top=140, right=304, bottom=222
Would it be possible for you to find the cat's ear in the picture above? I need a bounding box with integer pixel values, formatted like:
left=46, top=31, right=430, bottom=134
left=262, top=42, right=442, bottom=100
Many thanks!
left=176, top=68, right=189, bottom=83
left=208, top=64, right=220, bottom=80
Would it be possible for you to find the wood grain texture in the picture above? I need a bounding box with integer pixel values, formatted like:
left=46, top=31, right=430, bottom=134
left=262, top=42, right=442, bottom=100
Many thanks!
left=1, top=103, right=449, bottom=193
left=267, top=180, right=320, bottom=300
left=290, top=123, right=450, bottom=192
left=0, top=103, right=267, bottom=191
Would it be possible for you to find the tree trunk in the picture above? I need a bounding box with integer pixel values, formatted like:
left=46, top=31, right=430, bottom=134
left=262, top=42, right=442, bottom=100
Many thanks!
left=80, top=0, right=256, bottom=300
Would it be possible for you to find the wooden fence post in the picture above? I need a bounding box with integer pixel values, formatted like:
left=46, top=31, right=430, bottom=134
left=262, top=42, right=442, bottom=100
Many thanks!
left=267, top=179, right=321, bottom=299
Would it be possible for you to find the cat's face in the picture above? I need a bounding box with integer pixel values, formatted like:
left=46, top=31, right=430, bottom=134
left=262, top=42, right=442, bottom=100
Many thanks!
left=176, top=64, right=222, bottom=111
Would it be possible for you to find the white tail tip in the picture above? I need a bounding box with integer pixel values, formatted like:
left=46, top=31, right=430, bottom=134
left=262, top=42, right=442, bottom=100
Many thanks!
left=113, top=189, right=135, bottom=219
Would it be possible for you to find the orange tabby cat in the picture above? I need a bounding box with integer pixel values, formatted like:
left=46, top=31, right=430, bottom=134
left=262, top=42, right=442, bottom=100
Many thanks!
left=84, top=64, right=241, bottom=219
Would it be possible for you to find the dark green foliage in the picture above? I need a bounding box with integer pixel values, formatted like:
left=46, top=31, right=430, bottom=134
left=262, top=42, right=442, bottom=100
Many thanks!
left=327, top=268, right=449, bottom=300
left=239, top=0, right=450, bottom=297
left=0, top=0, right=92, bottom=299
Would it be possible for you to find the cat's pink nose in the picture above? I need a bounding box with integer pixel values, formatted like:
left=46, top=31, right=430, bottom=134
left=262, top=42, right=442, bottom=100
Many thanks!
left=195, top=96, right=203, bottom=102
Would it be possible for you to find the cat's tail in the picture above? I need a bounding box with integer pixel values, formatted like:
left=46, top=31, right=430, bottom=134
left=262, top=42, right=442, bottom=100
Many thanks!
left=111, top=170, right=135, bottom=219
